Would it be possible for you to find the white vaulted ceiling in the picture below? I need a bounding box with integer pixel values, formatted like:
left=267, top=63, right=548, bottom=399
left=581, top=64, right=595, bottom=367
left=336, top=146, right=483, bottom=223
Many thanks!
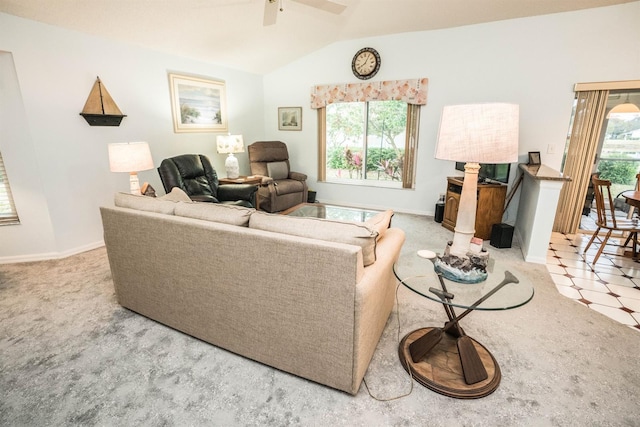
left=0, top=0, right=636, bottom=74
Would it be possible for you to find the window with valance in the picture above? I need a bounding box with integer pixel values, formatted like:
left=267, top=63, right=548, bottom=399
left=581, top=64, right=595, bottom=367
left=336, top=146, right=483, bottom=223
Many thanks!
left=311, top=78, right=428, bottom=189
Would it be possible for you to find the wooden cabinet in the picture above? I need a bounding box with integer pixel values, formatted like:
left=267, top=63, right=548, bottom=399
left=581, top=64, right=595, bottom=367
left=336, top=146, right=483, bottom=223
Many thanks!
left=442, top=177, right=507, bottom=240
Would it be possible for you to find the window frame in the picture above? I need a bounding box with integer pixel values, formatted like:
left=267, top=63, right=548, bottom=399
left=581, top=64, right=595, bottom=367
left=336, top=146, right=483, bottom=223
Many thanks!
left=0, top=152, right=20, bottom=225
left=318, top=102, right=420, bottom=189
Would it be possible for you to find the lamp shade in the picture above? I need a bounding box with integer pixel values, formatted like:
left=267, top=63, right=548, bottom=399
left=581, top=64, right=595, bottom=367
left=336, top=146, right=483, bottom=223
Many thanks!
left=607, top=102, right=640, bottom=117
left=435, top=103, right=519, bottom=164
left=108, top=142, right=154, bottom=172
left=216, top=135, right=245, bottom=154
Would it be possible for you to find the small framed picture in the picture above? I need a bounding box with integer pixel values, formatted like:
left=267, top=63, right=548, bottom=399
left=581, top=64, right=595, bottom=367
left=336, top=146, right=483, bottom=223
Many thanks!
left=141, top=182, right=156, bottom=197
left=528, top=151, right=541, bottom=165
left=278, top=107, right=302, bottom=131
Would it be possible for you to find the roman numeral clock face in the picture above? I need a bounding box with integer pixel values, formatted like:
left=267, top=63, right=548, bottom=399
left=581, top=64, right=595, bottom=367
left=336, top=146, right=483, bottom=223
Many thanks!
left=352, top=47, right=381, bottom=80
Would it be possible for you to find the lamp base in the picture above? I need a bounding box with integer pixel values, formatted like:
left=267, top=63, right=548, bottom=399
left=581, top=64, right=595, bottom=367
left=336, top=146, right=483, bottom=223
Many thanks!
left=434, top=241, right=489, bottom=284
left=225, top=153, right=240, bottom=179
left=129, top=172, right=141, bottom=195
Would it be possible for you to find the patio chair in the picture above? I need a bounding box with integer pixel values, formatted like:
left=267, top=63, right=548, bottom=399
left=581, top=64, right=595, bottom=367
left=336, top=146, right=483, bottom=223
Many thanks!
left=584, top=176, right=640, bottom=265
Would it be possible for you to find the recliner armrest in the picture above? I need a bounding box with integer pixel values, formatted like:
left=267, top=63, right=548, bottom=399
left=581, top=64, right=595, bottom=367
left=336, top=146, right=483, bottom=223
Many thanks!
left=254, top=175, right=274, bottom=186
left=191, top=195, right=219, bottom=203
left=289, top=171, right=307, bottom=182
left=218, top=183, right=258, bottom=202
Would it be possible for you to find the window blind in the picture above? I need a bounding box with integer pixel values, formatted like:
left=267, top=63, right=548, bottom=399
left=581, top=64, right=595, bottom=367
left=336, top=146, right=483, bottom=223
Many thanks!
left=402, top=104, right=420, bottom=189
left=553, top=90, right=608, bottom=233
left=0, top=152, right=20, bottom=225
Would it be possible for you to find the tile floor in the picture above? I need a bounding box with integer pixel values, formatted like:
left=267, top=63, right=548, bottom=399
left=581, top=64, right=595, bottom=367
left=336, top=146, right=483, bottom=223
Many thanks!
left=547, top=231, right=640, bottom=331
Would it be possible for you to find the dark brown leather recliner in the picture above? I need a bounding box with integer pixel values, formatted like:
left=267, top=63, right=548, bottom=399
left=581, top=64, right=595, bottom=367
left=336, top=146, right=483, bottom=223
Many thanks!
left=158, top=154, right=257, bottom=208
left=247, top=141, right=307, bottom=213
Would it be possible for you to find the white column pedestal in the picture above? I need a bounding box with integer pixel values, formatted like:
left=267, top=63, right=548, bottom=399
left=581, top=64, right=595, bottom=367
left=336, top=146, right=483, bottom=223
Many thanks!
left=515, top=164, right=570, bottom=264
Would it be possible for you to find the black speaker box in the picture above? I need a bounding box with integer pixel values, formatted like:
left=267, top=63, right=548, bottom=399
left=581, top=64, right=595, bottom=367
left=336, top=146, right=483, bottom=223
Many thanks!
left=434, top=203, right=444, bottom=223
left=490, top=223, right=514, bottom=248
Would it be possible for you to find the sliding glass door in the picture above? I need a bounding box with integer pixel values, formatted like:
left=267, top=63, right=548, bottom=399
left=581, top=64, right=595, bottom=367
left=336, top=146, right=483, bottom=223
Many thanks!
left=556, top=85, right=640, bottom=234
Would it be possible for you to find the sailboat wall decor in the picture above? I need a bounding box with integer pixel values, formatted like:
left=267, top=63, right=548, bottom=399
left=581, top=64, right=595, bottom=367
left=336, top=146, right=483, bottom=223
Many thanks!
left=79, top=77, right=127, bottom=126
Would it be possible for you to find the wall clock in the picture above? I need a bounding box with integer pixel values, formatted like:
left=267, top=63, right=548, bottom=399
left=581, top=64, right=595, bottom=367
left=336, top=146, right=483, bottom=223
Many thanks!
left=352, top=47, right=381, bottom=80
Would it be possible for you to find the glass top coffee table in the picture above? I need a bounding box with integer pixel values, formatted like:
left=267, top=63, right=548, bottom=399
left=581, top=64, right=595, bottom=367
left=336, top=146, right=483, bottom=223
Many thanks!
left=394, top=250, right=534, bottom=398
left=282, top=203, right=379, bottom=222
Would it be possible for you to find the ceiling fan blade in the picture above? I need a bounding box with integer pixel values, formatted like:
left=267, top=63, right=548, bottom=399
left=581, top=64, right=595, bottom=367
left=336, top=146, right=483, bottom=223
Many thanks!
left=263, top=0, right=278, bottom=26
left=293, top=0, right=347, bottom=15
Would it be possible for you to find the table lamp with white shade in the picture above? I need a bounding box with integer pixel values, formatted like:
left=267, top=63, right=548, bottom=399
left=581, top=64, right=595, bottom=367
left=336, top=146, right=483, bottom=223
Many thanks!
left=434, top=103, right=519, bottom=283
left=216, top=134, right=244, bottom=179
left=108, top=141, right=154, bottom=195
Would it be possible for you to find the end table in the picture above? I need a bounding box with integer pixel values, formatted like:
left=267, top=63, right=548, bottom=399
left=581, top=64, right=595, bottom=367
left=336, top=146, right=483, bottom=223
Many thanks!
left=394, top=251, right=534, bottom=398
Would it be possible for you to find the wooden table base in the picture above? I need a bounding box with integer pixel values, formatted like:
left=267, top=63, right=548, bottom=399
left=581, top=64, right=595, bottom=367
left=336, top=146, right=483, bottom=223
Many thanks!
left=398, top=327, right=501, bottom=399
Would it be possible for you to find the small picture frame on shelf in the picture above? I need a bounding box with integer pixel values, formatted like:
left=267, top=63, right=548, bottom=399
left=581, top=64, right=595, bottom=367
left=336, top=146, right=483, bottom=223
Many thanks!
left=141, top=182, right=156, bottom=197
left=528, top=151, right=541, bottom=165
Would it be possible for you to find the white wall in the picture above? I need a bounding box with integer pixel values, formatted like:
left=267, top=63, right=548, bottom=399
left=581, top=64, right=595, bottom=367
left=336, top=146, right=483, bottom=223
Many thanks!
left=263, top=3, right=640, bottom=220
left=0, top=51, right=57, bottom=259
left=0, top=13, right=264, bottom=262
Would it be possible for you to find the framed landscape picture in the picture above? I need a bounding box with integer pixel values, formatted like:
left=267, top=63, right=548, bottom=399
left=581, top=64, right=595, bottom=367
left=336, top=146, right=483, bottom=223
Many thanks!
left=168, top=73, right=228, bottom=133
left=278, top=107, right=302, bottom=131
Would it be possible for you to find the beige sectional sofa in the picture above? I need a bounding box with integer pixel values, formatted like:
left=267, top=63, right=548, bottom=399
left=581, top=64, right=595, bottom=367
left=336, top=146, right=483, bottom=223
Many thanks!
left=100, top=192, right=405, bottom=395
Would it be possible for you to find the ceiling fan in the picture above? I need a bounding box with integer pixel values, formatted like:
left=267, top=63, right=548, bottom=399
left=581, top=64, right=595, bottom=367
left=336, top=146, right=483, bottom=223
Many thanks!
left=263, top=0, right=347, bottom=26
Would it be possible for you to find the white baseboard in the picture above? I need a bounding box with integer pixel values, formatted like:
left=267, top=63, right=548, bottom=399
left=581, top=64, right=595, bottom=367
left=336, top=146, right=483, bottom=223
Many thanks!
left=0, top=240, right=105, bottom=265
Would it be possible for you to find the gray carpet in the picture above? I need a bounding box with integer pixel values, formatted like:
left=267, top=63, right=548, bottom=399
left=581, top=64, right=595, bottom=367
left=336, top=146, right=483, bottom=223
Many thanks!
left=1, top=212, right=639, bottom=426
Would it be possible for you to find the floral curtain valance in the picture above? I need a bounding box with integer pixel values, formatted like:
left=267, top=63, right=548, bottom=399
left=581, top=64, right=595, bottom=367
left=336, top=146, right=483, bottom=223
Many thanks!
left=310, top=78, right=428, bottom=109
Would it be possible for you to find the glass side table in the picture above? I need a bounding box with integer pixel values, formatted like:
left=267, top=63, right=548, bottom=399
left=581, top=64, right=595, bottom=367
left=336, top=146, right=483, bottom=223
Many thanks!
left=394, top=250, right=534, bottom=398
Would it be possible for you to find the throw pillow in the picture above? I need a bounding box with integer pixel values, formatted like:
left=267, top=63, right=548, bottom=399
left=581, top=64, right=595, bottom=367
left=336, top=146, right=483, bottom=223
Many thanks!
left=114, top=192, right=177, bottom=215
left=267, top=161, right=289, bottom=180
left=249, top=211, right=379, bottom=266
left=174, top=202, right=255, bottom=227
left=159, top=187, right=192, bottom=202
left=365, top=210, right=394, bottom=241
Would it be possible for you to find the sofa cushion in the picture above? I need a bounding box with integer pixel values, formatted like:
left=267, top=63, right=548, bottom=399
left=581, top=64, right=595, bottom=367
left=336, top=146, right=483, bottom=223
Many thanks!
left=159, top=187, right=192, bottom=202
left=365, top=210, right=394, bottom=241
left=267, top=161, right=289, bottom=180
left=114, top=192, right=177, bottom=215
left=249, top=211, right=378, bottom=266
left=174, top=201, right=254, bottom=226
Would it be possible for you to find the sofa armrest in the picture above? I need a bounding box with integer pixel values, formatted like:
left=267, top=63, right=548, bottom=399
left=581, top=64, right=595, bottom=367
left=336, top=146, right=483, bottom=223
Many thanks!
left=218, top=183, right=258, bottom=202
left=289, top=171, right=307, bottom=182
left=351, top=228, right=406, bottom=393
